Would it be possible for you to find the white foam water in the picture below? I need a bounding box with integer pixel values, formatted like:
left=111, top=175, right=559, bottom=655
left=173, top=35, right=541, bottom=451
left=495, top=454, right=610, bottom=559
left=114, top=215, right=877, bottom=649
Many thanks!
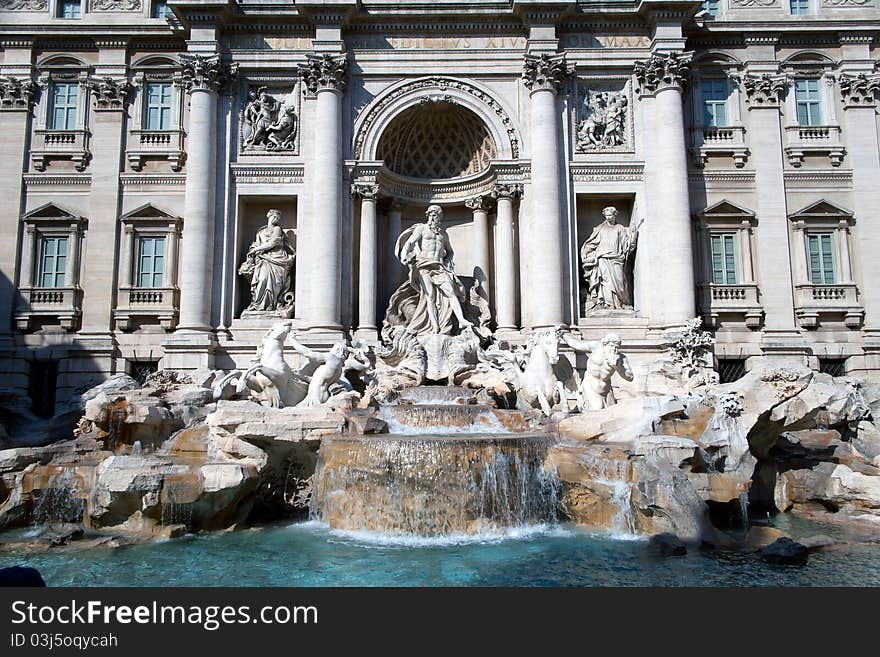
left=377, top=406, right=509, bottom=435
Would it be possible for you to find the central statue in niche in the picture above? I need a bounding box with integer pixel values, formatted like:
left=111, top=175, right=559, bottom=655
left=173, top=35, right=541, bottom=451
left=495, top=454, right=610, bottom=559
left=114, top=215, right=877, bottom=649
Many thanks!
left=391, top=204, right=473, bottom=336
left=380, top=205, right=489, bottom=384
left=581, top=206, right=640, bottom=312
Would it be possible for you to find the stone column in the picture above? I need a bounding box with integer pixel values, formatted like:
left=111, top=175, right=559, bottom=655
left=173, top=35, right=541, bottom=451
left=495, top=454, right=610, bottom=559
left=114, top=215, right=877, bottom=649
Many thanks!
left=840, top=73, right=880, bottom=352
left=465, top=194, right=493, bottom=307
left=299, top=53, right=347, bottom=332
left=522, top=52, right=569, bottom=328
left=634, top=52, right=696, bottom=327
left=353, top=183, right=379, bottom=337
left=492, top=183, right=522, bottom=332
left=742, top=73, right=805, bottom=355
left=175, top=54, right=236, bottom=333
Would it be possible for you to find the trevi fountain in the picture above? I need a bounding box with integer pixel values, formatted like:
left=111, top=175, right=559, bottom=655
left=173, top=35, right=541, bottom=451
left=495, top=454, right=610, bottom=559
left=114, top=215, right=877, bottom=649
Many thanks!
left=1, top=203, right=879, bottom=586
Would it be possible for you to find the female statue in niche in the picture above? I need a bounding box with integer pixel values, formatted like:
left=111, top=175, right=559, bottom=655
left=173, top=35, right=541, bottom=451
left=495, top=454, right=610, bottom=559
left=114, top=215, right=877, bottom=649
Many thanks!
left=239, top=208, right=296, bottom=315
left=580, top=206, right=640, bottom=312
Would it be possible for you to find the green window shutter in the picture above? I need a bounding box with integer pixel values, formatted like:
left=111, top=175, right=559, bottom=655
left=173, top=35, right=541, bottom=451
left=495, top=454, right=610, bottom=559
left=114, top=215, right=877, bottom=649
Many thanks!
left=808, top=234, right=822, bottom=284
left=710, top=233, right=737, bottom=285
left=711, top=235, right=723, bottom=284
left=723, top=234, right=737, bottom=284
left=820, top=233, right=834, bottom=284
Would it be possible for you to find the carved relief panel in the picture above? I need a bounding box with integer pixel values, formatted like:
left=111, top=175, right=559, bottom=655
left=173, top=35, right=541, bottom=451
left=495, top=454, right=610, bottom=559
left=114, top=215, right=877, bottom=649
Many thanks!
left=238, top=81, right=301, bottom=155
left=572, top=77, right=633, bottom=155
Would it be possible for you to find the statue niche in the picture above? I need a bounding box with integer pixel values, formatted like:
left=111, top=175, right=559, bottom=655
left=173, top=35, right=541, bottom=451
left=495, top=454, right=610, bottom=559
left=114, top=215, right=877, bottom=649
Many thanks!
left=241, top=86, right=298, bottom=152
left=580, top=205, right=641, bottom=314
left=239, top=208, right=296, bottom=318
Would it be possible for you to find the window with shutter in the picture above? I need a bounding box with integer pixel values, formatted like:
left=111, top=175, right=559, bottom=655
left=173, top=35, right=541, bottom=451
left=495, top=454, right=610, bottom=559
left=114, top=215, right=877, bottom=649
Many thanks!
left=710, top=233, right=737, bottom=285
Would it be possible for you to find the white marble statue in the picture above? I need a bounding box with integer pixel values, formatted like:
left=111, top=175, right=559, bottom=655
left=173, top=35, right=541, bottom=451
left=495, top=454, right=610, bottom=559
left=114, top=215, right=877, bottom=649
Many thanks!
left=580, top=206, right=640, bottom=312
left=239, top=209, right=296, bottom=315
left=576, top=89, right=628, bottom=151
left=386, top=205, right=473, bottom=337
left=482, top=326, right=570, bottom=416
left=243, top=87, right=298, bottom=151
left=287, top=333, right=369, bottom=407
left=562, top=332, right=634, bottom=410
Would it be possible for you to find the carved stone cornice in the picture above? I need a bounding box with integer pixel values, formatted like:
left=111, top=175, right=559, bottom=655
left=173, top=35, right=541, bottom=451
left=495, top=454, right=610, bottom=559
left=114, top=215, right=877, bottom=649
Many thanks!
left=179, top=53, right=238, bottom=94
left=742, top=73, right=787, bottom=108
left=350, top=182, right=379, bottom=201
left=492, top=183, right=524, bottom=201
left=465, top=194, right=494, bottom=212
left=522, top=53, right=569, bottom=94
left=0, top=76, right=36, bottom=111
left=299, top=53, right=347, bottom=94
left=87, top=76, right=132, bottom=111
left=839, top=73, right=880, bottom=108
left=633, top=52, right=692, bottom=97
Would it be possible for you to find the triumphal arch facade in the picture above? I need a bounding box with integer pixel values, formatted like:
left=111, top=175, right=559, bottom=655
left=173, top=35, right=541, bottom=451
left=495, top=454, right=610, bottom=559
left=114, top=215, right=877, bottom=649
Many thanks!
left=1, top=0, right=879, bottom=412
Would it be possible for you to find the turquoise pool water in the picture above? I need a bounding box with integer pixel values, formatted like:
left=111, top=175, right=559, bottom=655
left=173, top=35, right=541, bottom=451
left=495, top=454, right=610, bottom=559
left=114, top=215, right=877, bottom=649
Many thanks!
left=2, top=518, right=879, bottom=587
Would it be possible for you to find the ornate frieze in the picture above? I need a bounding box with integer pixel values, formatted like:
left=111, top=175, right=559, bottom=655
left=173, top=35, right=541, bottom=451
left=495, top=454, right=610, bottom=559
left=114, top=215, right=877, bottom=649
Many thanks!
left=87, top=77, right=132, bottom=111
left=522, top=53, right=569, bottom=93
left=633, top=52, right=692, bottom=96
left=90, top=0, right=141, bottom=10
left=179, top=54, right=238, bottom=93
left=298, top=54, right=347, bottom=94
left=240, top=85, right=299, bottom=153
left=464, top=194, right=494, bottom=211
left=729, top=0, right=779, bottom=6
left=570, top=164, right=644, bottom=183
left=0, top=76, right=36, bottom=110
left=0, top=0, right=47, bottom=9
left=838, top=73, right=880, bottom=107
left=575, top=82, right=631, bottom=153
left=742, top=74, right=787, bottom=107
left=229, top=164, right=305, bottom=185
left=823, top=0, right=873, bottom=5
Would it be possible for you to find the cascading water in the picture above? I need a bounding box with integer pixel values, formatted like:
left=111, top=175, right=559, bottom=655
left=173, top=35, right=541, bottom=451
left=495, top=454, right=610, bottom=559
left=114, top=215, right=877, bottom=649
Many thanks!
left=310, top=387, right=560, bottom=536
left=31, top=469, right=85, bottom=526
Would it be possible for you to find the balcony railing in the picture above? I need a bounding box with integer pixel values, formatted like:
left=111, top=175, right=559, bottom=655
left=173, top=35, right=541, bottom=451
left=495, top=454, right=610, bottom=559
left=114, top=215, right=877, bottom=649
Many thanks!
left=699, top=283, right=763, bottom=329
left=15, top=286, right=82, bottom=331
left=794, top=282, right=863, bottom=329
left=31, top=129, right=91, bottom=172
left=115, top=286, right=179, bottom=330
left=784, top=125, right=845, bottom=167
left=692, top=125, right=748, bottom=168
left=127, top=128, right=185, bottom=171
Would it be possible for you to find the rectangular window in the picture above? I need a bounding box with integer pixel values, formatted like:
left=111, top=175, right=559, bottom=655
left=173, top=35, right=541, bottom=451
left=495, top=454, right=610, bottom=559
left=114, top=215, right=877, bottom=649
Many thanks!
left=129, top=360, right=160, bottom=386
left=701, top=78, right=728, bottom=127
left=50, top=82, right=79, bottom=130
left=137, top=236, right=165, bottom=288
left=807, top=233, right=835, bottom=285
left=710, top=233, right=738, bottom=285
left=701, top=0, right=720, bottom=17
left=59, top=0, right=81, bottom=19
left=38, top=236, right=67, bottom=288
left=818, top=358, right=847, bottom=377
left=718, top=359, right=747, bottom=384
left=790, top=0, right=810, bottom=14
left=152, top=0, right=171, bottom=18
left=145, top=82, right=173, bottom=130
left=795, top=79, right=823, bottom=126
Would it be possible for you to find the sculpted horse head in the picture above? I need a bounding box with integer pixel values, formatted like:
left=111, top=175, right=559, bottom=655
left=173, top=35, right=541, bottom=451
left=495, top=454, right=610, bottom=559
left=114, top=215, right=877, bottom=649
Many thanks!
left=524, top=326, right=564, bottom=366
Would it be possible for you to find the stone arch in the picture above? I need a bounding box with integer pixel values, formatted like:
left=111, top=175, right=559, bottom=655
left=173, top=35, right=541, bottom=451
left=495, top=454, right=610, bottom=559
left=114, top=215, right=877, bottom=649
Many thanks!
left=353, top=76, right=521, bottom=162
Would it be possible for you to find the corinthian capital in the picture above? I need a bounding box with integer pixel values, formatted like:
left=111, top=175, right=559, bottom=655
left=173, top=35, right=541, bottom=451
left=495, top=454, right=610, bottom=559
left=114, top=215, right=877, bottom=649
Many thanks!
left=465, top=194, right=495, bottom=212
left=522, top=53, right=569, bottom=94
left=299, top=54, right=347, bottom=93
left=350, top=183, right=379, bottom=201
left=492, top=183, right=523, bottom=200
left=742, top=73, right=787, bottom=108
left=179, top=53, right=238, bottom=93
left=838, top=73, right=880, bottom=108
left=0, top=75, right=36, bottom=110
left=87, top=76, right=132, bottom=111
left=633, top=52, right=692, bottom=96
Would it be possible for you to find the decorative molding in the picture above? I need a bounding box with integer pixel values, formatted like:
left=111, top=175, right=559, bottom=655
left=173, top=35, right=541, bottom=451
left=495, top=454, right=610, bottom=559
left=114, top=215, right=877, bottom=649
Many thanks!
left=633, top=52, right=692, bottom=96
left=23, top=173, right=91, bottom=186
left=823, top=0, right=874, bottom=5
left=119, top=173, right=186, bottom=186
left=839, top=73, right=880, bottom=107
left=230, top=164, right=305, bottom=185
left=179, top=54, right=238, bottom=94
left=87, top=76, right=132, bottom=111
left=353, top=77, right=521, bottom=161
left=0, top=76, right=36, bottom=110
left=0, top=0, right=46, bottom=9
left=90, top=0, right=141, bottom=10
left=351, top=182, right=379, bottom=201
left=570, top=164, right=644, bottom=183
left=783, top=170, right=853, bottom=187
left=729, top=0, right=779, bottom=5
left=742, top=73, right=787, bottom=108
left=688, top=171, right=756, bottom=186
left=522, top=53, right=570, bottom=94
left=298, top=53, right=347, bottom=94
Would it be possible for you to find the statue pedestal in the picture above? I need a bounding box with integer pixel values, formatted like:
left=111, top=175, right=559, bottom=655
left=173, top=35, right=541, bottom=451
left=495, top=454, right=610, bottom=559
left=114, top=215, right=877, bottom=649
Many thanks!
left=418, top=331, right=482, bottom=383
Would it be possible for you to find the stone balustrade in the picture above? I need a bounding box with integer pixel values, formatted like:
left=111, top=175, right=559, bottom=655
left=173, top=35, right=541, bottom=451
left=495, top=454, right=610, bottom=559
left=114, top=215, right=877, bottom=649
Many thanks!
left=699, top=283, right=763, bottom=329
left=784, top=124, right=845, bottom=167
left=14, top=286, right=82, bottom=331
left=30, top=128, right=91, bottom=171
left=794, top=282, right=863, bottom=329
left=115, top=286, right=179, bottom=330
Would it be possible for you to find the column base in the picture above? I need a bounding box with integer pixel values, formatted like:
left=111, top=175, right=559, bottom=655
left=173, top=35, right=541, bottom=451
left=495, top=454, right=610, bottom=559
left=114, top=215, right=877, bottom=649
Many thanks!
left=300, top=325, right=346, bottom=347
left=354, top=326, right=379, bottom=344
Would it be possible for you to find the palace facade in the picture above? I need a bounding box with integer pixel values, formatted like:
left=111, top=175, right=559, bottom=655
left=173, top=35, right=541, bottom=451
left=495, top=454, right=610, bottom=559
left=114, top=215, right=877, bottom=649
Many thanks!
left=1, top=0, right=879, bottom=414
